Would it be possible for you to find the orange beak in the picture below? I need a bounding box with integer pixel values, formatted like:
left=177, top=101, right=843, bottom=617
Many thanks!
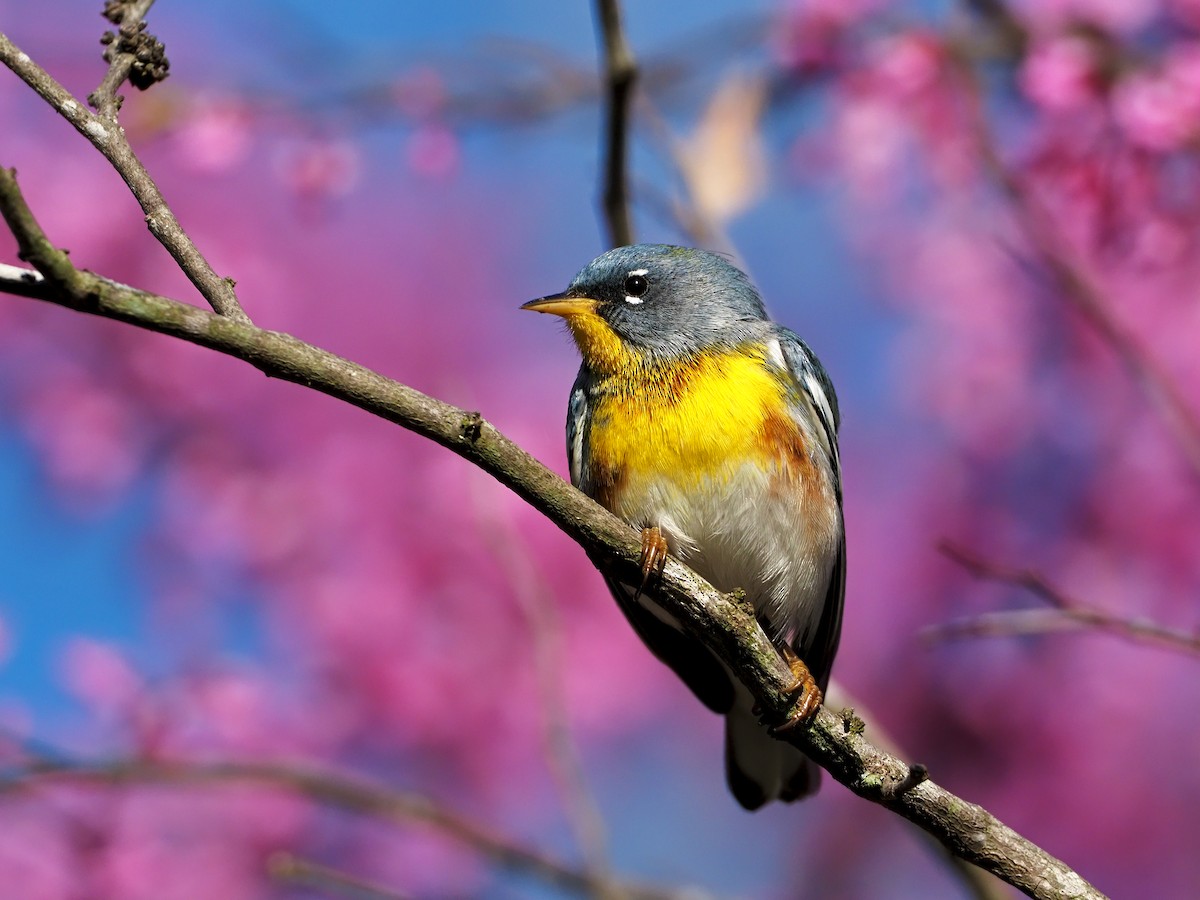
left=520, top=292, right=601, bottom=318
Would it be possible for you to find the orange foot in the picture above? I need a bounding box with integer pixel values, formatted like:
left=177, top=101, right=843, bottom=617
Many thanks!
left=634, top=525, right=669, bottom=599
left=769, top=643, right=823, bottom=733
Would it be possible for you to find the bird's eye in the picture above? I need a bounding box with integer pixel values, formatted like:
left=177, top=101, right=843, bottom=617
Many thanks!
left=623, top=273, right=649, bottom=298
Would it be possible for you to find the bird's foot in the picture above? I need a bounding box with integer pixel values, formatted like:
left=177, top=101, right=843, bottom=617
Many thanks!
left=769, top=644, right=823, bottom=733
left=633, top=526, right=669, bottom=600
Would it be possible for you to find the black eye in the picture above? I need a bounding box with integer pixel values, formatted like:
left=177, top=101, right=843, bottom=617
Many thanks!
left=624, top=273, right=649, bottom=297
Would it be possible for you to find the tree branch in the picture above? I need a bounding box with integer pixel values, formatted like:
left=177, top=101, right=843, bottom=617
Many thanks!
left=929, top=543, right=1200, bottom=658
left=0, top=30, right=249, bottom=322
left=91, top=0, right=162, bottom=118
left=268, top=853, right=410, bottom=900
left=0, top=757, right=683, bottom=900
left=948, top=48, right=1200, bottom=481
left=593, top=0, right=637, bottom=247
left=0, top=166, right=1105, bottom=900
left=470, top=485, right=614, bottom=887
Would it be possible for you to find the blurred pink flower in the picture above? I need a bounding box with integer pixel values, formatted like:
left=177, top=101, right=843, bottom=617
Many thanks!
left=407, top=123, right=460, bottom=177
left=19, top=375, right=143, bottom=511
left=867, top=32, right=942, bottom=98
left=1172, top=0, right=1200, bottom=27
left=172, top=95, right=254, bottom=173
left=60, top=639, right=143, bottom=714
left=1112, top=66, right=1200, bottom=151
left=774, top=0, right=883, bottom=72
left=274, top=137, right=362, bottom=198
left=828, top=90, right=908, bottom=195
left=1019, top=36, right=1101, bottom=111
left=1015, top=0, right=1158, bottom=33
left=0, top=800, right=78, bottom=898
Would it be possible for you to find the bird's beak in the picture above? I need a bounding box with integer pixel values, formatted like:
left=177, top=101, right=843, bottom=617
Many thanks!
left=520, top=292, right=600, bottom=318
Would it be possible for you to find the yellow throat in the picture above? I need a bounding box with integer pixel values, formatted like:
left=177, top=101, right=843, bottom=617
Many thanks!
left=567, top=311, right=792, bottom=488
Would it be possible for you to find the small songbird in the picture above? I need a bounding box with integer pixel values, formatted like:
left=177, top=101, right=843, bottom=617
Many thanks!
left=523, top=244, right=844, bottom=809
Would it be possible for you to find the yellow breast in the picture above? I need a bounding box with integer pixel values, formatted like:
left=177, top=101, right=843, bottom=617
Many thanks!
left=587, top=346, right=793, bottom=493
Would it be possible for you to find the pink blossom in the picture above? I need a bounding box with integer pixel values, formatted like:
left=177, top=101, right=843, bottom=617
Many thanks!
left=1014, top=0, right=1158, bottom=34
left=1019, top=36, right=1101, bottom=111
left=1112, top=66, right=1200, bottom=150
left=867, top=33, right=942, bottom=98
left=1172, top=0, right=1200, bottom=28
left=172, top=95, right=254, bottom=173
left=827, top=90, right=909, bottom=194
left=274, top=137, right=362, bottom=198
left=773, top=0, right=884, bottom=72
left=60, top=639, right=143, bottom=714
left=19, top=375, right=143, bottom=510
left=406, top=123, right=460, bottom=178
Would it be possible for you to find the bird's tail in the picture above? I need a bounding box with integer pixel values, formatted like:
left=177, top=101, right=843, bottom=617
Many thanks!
left=724, top=680, right=819, bottom=810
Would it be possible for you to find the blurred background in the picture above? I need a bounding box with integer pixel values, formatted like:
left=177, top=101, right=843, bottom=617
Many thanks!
left=2, top=0, right=1200, bottom=897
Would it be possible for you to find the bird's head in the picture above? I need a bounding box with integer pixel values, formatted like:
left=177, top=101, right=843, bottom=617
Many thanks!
left=522, top=244, right=769, bottom=374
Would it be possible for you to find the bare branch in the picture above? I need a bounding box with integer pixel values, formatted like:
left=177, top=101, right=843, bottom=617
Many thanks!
left=0, top=166, right=1105, bottom=900
left=949, top=52, right=1200, bottom=481
left=960, top=0, right=1028, bottom=59
left=931, top=543, right=1200, bottom=657
left=0, top=757, right=683, bottom=900
left=91, top=0, right=164, bottom=118
left=470, top=487, right=615, bottom=889
left=0, top=31, right=248, bottom=322
left=268, top=853, right=411, bottom=900
left=593, top=0, right=637, bottom=247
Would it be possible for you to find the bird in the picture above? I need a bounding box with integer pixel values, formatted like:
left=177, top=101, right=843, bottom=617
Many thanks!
left=522, top=244, right=844, bottom=810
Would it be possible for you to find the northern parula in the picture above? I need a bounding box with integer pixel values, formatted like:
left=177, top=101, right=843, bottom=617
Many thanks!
left=523, top=244, right=844, bottom=809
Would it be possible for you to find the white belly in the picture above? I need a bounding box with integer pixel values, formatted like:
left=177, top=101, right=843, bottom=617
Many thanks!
left=613, top=460, right=840, bottom=642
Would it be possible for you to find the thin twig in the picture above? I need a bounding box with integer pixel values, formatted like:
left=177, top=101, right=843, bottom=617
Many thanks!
left=0, top=31, right=249, bottom=323
left=0, top=757, right=680, bottom=900
left=960, top=0, right=1028, bottom=59
left=269, top=853, right=412, bottom=900
left=469, top=485, right=616, bottom=894
left=0, top=167, right=1106, bottom=900
left=950, top=49, right=1200, bottom=480
left=90, top=0, right=160, bottom=119
left=931, top=543, right=1200, bottom=657
left=593, top=0, right=637, bottom=247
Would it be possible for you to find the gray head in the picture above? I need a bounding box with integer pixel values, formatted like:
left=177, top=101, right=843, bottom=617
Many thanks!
left=523, top=244, right=771, bottom=364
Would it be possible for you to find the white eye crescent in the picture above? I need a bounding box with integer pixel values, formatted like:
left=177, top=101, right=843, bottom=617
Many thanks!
left=623, top=269, right=649, bottom=304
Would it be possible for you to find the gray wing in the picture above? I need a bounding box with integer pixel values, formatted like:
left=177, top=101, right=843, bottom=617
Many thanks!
left=566, top=368, right=734, bottom=714
left=777, top=329, right=845, bottom=692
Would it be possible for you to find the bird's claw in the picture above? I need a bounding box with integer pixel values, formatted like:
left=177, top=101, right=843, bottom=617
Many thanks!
left=769, top=644, right=823, bottom=734
left=633, top=526, right=669, bottom=600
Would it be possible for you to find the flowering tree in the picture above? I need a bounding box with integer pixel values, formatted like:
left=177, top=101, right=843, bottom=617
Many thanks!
left=1, top=1, right=1198, bottom=897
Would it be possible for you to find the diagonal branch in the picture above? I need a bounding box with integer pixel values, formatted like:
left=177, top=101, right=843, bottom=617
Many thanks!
left=949, top=51, right=1200, bottom=480
left=470, top=486, right=615, bottom=886
left=0, top=166, right=1105, bottom=900
left=268, top=853, right=410, bottom=900
left=930, top=543, right=1200, bottom=658
left=0, top=30, right=249, bottom=323
left=593, top=0, right=637, bottom=247
left=0, top=757, right=683, bottom=900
